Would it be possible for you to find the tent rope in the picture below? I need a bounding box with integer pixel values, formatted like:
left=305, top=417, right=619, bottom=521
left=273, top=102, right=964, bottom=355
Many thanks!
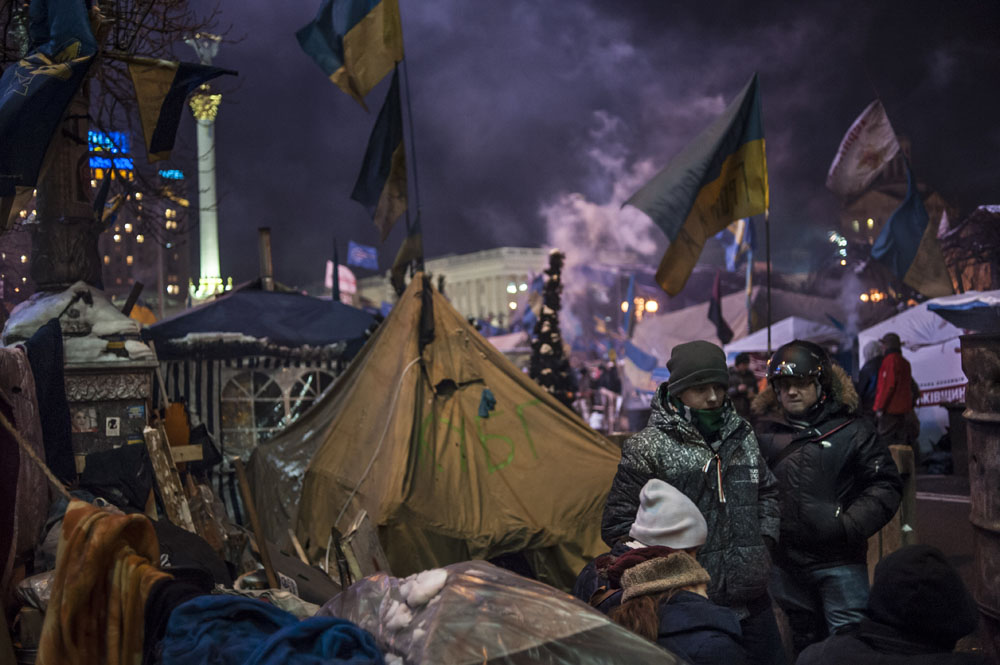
left=325, top=355, right=422, bottom=573
left=0, top=410, right=73, bottom=502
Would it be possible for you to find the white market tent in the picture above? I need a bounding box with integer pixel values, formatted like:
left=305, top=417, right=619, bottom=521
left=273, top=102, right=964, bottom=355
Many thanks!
left=724, top=316, right=844, bottom=354
left=857, top=289, right=1000, bottom=450
left=622, top=286, right=848, bottom=399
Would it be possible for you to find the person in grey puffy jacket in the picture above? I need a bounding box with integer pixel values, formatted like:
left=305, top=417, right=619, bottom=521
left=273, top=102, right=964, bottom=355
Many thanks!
left=602, top=340, right=785, bottom=665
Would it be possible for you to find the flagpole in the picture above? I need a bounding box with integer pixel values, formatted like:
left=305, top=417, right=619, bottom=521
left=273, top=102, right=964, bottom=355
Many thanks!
left=399, top=59, right=423, bottom=272
left=332, top=236, right=340, bottom=303
left=765, top=209, right=772, bottom=353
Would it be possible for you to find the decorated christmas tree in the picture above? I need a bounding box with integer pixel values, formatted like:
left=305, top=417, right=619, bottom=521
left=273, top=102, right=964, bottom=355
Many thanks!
left=529, top=249, right=575, bottom=407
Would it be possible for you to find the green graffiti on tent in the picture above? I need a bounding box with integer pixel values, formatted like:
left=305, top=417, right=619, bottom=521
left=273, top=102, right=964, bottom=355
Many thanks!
left=475, top=410, right=514, bottom=473
left=415, top=398, right=546, bottom=473
left=515, top=398, right=542, bottom=459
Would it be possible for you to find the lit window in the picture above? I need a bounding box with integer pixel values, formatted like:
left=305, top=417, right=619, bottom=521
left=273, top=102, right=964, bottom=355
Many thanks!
left=20, top=255, right=27, bottom=263
left=126, top=255, right=133, bottom=265
left=90, top=179, right=97, bottom=188
left=840, top=259, right=847, bottom=266
left=519, top=283, right=527, bottom=291
left=18, top=210, right=26, bottom=218
left=13, top=287, right=19, bottom=293
left=165, top=208, right=176, bottom=220
left=136, top=234, right=144, bottom=243
left=135, top=192, right=142, bottom=201
left=508, top=301, right=517, bottom=310
left=103, top=255, right=110, bottom=264
left=860, top=293, right=870, bottom=302
left=645, top=300, right=659, bottom=313
left=124, top=223, right=132, bottom=233
left=866, top=218, right=875, bottom=228
left=506, top=283, right=517, bottom=294
left=852, top=220, right=860, bottom=232
left=113, top=234, right=121, bottom=242
left=114, top=225, right=120, bottom=232
left=21, top=277, right=26, bottom=283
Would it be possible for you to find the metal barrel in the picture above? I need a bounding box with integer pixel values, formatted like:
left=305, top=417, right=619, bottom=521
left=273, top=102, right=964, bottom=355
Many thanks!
left=961, top=333, right=1000, bottom=661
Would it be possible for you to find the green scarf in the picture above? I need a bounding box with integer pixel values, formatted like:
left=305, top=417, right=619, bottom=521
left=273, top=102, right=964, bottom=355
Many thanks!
left=668, top=393, right=726, bottom=441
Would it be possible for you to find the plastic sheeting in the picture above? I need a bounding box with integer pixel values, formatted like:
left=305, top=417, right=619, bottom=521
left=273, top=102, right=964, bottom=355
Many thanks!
left=320, top=561, right=678, bottom=665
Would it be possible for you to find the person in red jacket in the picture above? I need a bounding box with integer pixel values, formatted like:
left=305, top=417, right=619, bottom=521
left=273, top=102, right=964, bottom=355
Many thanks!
left=873, top=333, right=916, bottom=451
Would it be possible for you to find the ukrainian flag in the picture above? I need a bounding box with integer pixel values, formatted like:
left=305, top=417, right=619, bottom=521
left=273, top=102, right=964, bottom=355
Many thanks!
left=627, top=73, right=768, bottom=296
left=297, top=0, right=404, bottom=109
left=352, top=69, right=407, bottom=241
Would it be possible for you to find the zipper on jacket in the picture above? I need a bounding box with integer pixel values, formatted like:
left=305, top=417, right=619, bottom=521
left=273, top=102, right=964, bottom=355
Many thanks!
left=702, top=453, right=726, bottom=503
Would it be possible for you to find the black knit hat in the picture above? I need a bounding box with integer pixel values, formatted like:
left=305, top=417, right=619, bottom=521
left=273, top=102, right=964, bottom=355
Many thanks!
left=867, top=544, right=979, bottom=650
left=667, top=341, right=728, bottom=396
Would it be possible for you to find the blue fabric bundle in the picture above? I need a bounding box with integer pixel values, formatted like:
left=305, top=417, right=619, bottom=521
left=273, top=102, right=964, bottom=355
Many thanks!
left=161, top=595, right=383, bottom=665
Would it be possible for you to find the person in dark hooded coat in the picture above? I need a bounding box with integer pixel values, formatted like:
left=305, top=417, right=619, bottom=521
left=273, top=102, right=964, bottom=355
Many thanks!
left=797, top=544, right=984, bottom=664
left=751, top=340, right=902, bottom=657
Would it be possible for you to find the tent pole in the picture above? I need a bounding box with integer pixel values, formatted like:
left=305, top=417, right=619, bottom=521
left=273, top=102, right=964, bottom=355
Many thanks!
left=766, top=209, right=772, bottom=354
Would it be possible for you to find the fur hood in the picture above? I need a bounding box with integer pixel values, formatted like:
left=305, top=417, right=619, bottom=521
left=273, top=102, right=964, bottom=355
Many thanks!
left=750, top=362, right=859, bottom=419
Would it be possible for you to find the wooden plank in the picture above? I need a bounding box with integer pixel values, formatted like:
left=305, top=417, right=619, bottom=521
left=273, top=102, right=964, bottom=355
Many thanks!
left=867, top=444, right=917, bottom=582
left=185, top=474, right=225, bottom=555
left=342, top=510, right=392, bottom=578
left=288, top=528, right=310, bottom=566
left=144, top=426, right=195, bottom=533
left=234, top=458, right=280, bottom=590
left=170, top=445, right=204, bottom=463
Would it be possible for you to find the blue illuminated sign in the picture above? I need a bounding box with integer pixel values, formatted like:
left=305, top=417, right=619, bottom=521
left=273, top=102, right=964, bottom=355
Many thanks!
left=89, top=156, right=135, bottom=170
left=158, top=169, right=185, bottom=180
left=88, top=131, right=130, bottom=154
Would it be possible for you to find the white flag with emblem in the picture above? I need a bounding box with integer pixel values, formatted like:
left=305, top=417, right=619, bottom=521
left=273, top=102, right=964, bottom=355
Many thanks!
left=826, top=100, right=901, bottom=199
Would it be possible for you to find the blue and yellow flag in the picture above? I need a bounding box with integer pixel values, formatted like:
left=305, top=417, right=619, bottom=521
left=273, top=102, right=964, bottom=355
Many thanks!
left=871, top=164, right=953, bottom=298
left=123, top=57, right=232, bottom=162
left=297, top=0, right=404, bottom=109
left=352, top=69, right=407, bottom=241
left=0, top=0, right=96, bottom=209
left=626, top=74, right=768, bottom=296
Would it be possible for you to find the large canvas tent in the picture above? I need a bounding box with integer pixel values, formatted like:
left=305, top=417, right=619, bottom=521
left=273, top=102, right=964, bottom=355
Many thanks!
left=249, top=275, right=620, bottom=589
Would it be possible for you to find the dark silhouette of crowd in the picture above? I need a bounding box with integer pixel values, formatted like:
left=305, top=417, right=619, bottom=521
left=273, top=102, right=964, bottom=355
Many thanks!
left=577, top=337, right=983, bottom=664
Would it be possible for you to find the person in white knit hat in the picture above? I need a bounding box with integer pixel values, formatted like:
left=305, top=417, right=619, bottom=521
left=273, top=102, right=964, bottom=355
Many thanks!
left=573, top=479, right=709, bottom=612
left=590, top=479, right=748, bottom=665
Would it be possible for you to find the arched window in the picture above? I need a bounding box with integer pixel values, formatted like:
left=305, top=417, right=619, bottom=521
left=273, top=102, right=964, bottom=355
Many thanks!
left=220, top=368, right=335, bottom=459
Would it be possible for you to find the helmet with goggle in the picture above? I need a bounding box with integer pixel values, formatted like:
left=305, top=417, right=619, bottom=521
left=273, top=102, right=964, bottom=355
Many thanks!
left=766, top=340, right=831, bottom=390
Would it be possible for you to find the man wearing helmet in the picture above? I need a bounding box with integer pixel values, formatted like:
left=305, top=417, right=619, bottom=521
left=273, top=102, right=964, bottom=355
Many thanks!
left=602, top=340, right=785, bottom=665
left=751, top=340, right=902, bottom=658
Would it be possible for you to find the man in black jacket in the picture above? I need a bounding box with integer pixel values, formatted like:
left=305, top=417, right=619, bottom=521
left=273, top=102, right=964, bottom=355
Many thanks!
left=751, top=340, right=902, bottom=657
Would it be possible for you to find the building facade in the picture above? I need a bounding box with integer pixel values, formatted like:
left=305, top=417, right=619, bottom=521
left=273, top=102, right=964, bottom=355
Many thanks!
left=358, top=247, right=548, bottom=326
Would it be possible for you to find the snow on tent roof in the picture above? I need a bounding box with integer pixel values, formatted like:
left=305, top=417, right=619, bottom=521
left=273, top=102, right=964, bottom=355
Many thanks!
left=143, top=289, right=375, bottom=360
left=248, top=274, right=621, bottom=590
left=724, top=316, right=843, bottom=354
left=927, top=290, right=1000, bottom=333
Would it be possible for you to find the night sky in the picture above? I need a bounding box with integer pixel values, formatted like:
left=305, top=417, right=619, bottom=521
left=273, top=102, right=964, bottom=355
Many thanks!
left=171, top=0, right=1000, bottom=292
